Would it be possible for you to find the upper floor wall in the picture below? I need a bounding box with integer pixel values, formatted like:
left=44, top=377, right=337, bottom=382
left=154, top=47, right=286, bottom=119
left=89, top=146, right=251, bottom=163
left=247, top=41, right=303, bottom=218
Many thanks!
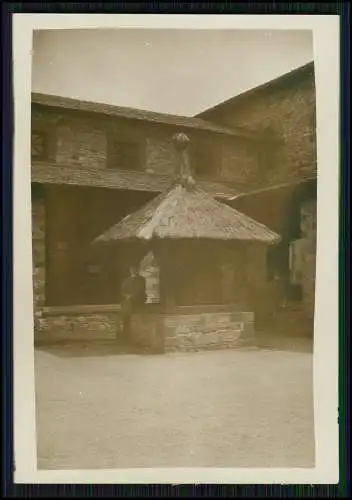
left=197, top=63, right=317, bottom=188
left=31, top=104, right=260, bottom=188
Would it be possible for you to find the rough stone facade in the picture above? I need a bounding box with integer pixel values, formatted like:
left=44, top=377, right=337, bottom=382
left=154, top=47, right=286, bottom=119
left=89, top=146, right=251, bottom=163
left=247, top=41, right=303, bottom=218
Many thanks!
left=163, top=310, right=255, bottom=353
left=289, top=198, right=317, bottom=318
left=31, top=102, right=260, bottom=344
left=131, top=309, right=255, bottom=353
left=300, top=200, right=317, bottom=317
left=31, top=106, right=257, bottom=181
left=220, top=137, right=259, bottom=185
left=32, top=194, right=46, bottom=336
left=145, top=135, right=177, bottom=175
left=55, top=116, right=108, bottom=170
left=34, top=305, right=255, bottom=352
left=198, top=63, right=317, bottom=188
left=32, top=185, right=257, bottom=347
left=31, top=65, right=317, bottom=343
left=198, top=64, right=317, bottom=336
left=35, top=309, right=119, bottom=344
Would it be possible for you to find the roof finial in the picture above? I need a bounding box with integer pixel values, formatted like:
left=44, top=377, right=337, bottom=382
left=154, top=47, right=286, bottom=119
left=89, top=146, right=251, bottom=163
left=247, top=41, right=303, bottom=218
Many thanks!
left=172, top=132, right=195, bottom=190
left=173, top=132, right=190, bottom=151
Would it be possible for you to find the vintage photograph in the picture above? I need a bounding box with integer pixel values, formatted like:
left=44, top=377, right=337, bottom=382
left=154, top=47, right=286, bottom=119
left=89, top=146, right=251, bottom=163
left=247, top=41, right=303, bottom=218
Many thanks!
left=30, top=28, right=317, bottom=471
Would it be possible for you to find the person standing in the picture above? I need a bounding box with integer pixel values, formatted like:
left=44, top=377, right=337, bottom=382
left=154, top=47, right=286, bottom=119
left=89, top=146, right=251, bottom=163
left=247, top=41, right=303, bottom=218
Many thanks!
left=120, top=265, right=146, bottom=343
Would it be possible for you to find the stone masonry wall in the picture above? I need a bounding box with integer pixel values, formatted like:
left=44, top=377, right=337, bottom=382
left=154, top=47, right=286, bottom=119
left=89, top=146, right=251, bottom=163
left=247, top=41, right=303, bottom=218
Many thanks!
left=131, top=310, right=255, bottom=353
left=35, top=308, right=255, bottom=350
left=31, top=106, right=258, bottom=183
left=289, top=198, right=317, bottom=319
left=145, top=135, right=177, bottom=175
left=199, top=64, right=317, bottom=188
left=32, top=198, right=256, bottom=348
left=31, top=186, right=123, bottom=342
left=164, top=311, right=255, bottom=352
left=35, top=310, right=119, bottom=343
left=199, top=65, right=317, bottom=332
left=55, top=115, right=108, bottom=170
left=300, top=199, right=317, bottom=317
left=32, top=192, right=116, bottom=342
left=32, top=194, right=46, bottom=338
left=32, top=108, right=178, bottom=173
left=220, top=137, right=259, bottom=185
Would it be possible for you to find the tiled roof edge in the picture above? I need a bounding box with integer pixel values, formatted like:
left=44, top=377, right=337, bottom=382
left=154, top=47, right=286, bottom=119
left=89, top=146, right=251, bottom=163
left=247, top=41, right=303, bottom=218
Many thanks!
left=31, top=92, right=256, bottom=139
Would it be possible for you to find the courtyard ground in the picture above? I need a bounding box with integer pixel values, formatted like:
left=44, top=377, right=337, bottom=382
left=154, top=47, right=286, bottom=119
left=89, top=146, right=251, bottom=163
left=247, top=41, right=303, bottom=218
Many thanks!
left=35, top=339, right=315, bottom=470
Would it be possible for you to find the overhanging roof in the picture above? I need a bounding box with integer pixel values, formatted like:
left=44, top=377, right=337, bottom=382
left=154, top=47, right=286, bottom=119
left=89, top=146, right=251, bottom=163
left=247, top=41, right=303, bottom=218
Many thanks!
left=94, top=182, right=280, bottom=245
left=32, top=92, right=257, bottom=140
left=31, top=162, right=240, bottom=200
left=229, top=174, right=317, bottom=202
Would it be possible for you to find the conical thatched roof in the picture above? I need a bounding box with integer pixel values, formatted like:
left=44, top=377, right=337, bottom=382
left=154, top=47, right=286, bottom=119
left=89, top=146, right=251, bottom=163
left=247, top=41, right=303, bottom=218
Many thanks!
left=93, top=132, right=280, bottom=246
left=93, top=182, right=280, bottom=245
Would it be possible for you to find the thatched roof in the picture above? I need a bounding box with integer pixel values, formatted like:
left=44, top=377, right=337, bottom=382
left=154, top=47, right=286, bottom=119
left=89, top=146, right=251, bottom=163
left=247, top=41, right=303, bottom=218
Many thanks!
left=93, top=132, right=280, bottom=246
left=93, top=181, right=280, bottom=245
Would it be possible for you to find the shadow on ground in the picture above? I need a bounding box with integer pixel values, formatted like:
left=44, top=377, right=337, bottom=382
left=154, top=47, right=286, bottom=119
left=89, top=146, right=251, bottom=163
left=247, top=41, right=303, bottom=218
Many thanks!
left=35, top=340, right=148, bottom=358
left=35, top=334, right=313, bottom=359
left=255, top=331, right=313, bottom=354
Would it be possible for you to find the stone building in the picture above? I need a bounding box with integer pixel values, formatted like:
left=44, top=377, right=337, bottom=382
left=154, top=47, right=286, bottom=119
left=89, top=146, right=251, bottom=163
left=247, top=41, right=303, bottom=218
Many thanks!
left=31, top=92, right=261, bottom=341
left=197, top=61, right=317, bottom=334
left=31, top=61, right=317, bottom=343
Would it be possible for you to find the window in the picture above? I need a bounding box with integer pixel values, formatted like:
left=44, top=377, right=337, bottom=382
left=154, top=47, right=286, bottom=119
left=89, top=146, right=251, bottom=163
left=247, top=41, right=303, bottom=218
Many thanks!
left=31, top=132, right=47, bottom=160
left=193, top=148, right=215, bottom=177
left=108, top=140, right=142, bottom=171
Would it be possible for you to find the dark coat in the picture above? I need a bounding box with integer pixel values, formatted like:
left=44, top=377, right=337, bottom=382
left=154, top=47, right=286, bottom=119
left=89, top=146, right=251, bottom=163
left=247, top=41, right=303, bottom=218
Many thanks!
left=120, top=274, right=146, bottom=314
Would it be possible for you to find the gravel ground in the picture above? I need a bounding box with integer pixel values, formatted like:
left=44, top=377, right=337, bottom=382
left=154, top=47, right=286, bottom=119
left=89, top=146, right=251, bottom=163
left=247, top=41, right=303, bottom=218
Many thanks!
left=35, top=343, right=315, bottom=470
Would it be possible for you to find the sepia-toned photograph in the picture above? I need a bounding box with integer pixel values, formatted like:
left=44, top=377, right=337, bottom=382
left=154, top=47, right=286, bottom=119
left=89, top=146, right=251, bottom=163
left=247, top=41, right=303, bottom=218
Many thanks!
left=26, top=29, right=317, bottom=469
left=11, top=15, right=340, bottom=483
left=30, top=27, right=317, bottom=471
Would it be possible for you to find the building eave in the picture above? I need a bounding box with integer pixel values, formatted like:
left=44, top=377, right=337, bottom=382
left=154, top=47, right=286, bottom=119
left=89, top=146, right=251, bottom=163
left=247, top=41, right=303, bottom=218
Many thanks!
left=229, top=174, right=317, bottom=202
left=31, top=162, right=240, bottom=200
left=31, top=92, right=257, bottom=140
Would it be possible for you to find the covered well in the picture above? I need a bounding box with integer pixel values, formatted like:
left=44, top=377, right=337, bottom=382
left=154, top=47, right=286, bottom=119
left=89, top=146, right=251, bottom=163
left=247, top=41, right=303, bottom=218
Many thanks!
left=93, top=133, right=281, bottom=352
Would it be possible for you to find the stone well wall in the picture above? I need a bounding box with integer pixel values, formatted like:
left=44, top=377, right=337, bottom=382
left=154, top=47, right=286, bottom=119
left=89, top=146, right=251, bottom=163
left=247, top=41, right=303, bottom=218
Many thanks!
left=131, top=308, right=255, bottom=353
left=35, top=306, right=255, bottom=352
left=32, top=187, right=256, bottom=349
left=35, top=306, right=120, bottom=344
